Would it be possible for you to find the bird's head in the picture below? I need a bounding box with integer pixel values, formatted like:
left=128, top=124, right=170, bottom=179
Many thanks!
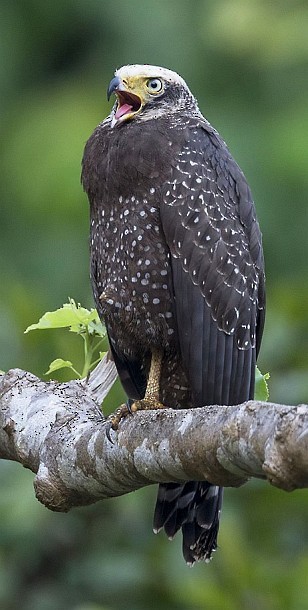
left=107, top=64, right=197, bottom=127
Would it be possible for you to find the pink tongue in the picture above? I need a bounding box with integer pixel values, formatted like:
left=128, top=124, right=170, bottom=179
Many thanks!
left=115, top=103, right=133, bottom=119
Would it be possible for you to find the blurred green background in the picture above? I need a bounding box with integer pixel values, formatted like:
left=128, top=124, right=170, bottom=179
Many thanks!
left=1, top=1, right=307, bottom=609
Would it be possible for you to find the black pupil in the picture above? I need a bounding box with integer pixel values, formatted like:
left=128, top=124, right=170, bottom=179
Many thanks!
left=150, top=79, right=159, bottom=89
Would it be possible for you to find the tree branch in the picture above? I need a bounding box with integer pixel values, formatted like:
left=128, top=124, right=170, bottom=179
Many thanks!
left=0, top=358, right=307, bottom=513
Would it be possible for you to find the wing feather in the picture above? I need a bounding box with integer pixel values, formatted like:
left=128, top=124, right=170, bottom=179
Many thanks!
left=160, top=122, right=265, bottom=406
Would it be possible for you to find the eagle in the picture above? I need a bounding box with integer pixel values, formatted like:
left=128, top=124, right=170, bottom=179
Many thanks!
left=81, top=64, right=265, bottom=564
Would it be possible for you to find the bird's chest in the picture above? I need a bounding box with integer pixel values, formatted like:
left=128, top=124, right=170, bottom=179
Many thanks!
left=90, top=194, right=176, bottom=351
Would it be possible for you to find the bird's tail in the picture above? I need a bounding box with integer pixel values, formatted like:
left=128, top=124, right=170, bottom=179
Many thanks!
left=153, top=481, right=223, bottom=564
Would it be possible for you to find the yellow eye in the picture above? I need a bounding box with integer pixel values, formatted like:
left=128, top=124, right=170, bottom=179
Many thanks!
left=146, top=78, right=163, bottom=94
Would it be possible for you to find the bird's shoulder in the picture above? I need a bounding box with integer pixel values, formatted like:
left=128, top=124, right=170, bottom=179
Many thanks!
left=159, top=116, right=265, bottom=348
left=161, top=115, right=263, bottom=266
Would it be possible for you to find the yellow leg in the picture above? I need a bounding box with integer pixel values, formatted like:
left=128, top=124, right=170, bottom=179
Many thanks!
left=106, top=349, right=164, bottom=440
left=131, top=348, right=164, bottom=412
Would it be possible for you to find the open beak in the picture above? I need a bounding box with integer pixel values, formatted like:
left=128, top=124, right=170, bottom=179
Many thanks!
left=107, top=76, right=142, bottom=125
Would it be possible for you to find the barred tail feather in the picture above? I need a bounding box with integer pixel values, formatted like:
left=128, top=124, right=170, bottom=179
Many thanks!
left=153, top=482, right=223, bottom=565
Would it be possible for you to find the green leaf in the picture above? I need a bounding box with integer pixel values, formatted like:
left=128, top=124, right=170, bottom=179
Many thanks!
left=254, top=366, right=270, bottom=401
left=25, top=299, right=107, bottom=380
left=87, top=317, right=106, bottom=337
left=45, top=358, right=75, bottom=375
left=25, top=298, right=103, bottom=335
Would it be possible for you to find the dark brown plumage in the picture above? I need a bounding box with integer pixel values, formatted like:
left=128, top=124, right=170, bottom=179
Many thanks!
left=81, top=64, right=265, bottom=564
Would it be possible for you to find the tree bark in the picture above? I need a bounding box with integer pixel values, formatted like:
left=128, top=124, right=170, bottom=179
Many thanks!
left=0, top=358, right=307, bottom=513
